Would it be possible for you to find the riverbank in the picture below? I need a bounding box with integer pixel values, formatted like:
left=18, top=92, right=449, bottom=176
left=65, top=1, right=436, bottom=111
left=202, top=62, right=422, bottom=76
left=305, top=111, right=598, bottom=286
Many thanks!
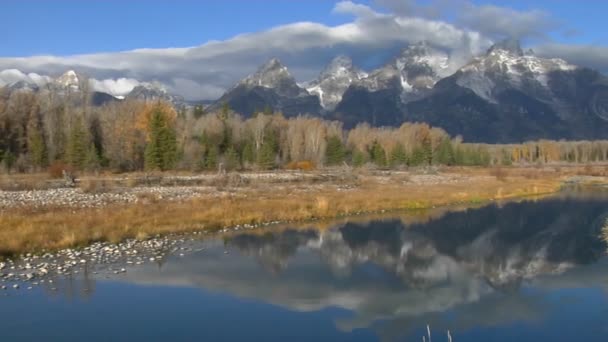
left=0, top=166, right=604, bottom=257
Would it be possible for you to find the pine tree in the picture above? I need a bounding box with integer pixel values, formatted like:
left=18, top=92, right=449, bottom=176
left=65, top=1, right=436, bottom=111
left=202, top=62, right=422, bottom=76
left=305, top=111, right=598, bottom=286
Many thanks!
left=26, top=105, right=47, bottom=170
left=66, top=117, right=88, bottom=170
left=205, top=146, right=218, bottom=170
left=241, top=139, right=255, bottom=166
left=257, top=129, right=277, bottom=170
left=410, top=137, right=433, bottom=166
left=325, top=135, right=345, bottom=166
left=144, top=106, right=178, bottom=171
left=421, top=136, right=433, bottom=165
left=352, top=149, right=366, bottom=167
left=389, top=142, right=408, bottom=167
left=3, top=150, right=15, bottom=173
left=224, top=146, right=240, bottom=171
left=257, top=142, right=275, bottom=170
left=161, top=125, right=177, bottom=169
left=435, top=139, right=454, bottom=165
left=85, top=142, right=101, bottom=171
left=370, top=140, right=387, bottom=167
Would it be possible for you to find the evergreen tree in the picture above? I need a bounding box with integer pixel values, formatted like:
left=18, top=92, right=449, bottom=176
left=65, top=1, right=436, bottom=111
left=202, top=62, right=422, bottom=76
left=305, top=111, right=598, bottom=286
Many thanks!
left=160, top=125, right=178, bottom=169
left=369, top=140, right=387, bottom=167
left=435, top=138, right=454, bottom=165
left=241, top=139, right=256, bottom=166
left=257, top=142, right=275, bottom=170
left=3, top=150, right=15, bottom=173
left=409, top=146, right=425, bottom=166
left=224, top=146, right=240, bottom=171
left=352, top=149, right=366, bottom=167
left=66, top=117, right=88, bottom=170
left=205, top=146, right=218, bottom=170
left=389, top=142, right=408, bottom=167
left=257, top=131, right=277, bottom=170
left=85, top=142, right=101, bottom=171
left=144, top=106, right=178, bottom=171
left=410, top=138, right=433, bottom=166
left=421, top=136, right=433, bottom=165
left=26, top=105, right=47, bottom=170
left=325, top=135, right=345, bottom=166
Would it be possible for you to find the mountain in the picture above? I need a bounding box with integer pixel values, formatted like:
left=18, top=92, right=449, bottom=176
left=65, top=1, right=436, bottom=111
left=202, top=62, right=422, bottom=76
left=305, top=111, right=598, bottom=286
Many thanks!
left=2, top=40, right=607, bottom=143
left=403, top=39, right=608, bottom=142
left=6, top=80, right=39, bottom=93
left=359, top=41, right=450, bottom=98
left=209, top=58, right=322, bottom=117
left=54, top=70, right=81, bottom=90
left=125, top=83, right=185, bottom=107
left=332, top=41, right=452, bottom=127
left=305, top=55, right=367, bottom=110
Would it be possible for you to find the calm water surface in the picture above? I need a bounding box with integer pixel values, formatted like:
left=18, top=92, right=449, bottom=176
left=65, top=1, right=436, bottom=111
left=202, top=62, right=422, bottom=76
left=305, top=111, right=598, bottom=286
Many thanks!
left=2, top=187, right=608, bottom=341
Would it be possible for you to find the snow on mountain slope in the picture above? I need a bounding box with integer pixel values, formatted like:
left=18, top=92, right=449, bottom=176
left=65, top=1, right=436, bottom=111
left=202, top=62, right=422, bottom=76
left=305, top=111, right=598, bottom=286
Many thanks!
left=355, top=41, right=451, bottom=102
left=456, top=39, right=577, bottom=102
left=306, top=55, right=367, bottom=110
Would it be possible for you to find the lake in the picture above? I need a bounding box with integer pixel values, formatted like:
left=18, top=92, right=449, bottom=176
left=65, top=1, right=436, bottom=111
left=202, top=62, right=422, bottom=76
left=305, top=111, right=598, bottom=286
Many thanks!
left=2, top=187, right=608, bottom=341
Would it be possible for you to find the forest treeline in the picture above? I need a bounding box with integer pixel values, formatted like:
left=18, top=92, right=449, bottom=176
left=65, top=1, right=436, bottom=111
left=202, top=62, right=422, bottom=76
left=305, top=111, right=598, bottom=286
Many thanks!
left=1, top=90, right=608, bottom=174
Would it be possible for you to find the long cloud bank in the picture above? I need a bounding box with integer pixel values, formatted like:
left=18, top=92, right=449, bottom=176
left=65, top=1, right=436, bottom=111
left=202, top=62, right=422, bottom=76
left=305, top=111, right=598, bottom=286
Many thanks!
left=0, top=1, right=606, bottom=101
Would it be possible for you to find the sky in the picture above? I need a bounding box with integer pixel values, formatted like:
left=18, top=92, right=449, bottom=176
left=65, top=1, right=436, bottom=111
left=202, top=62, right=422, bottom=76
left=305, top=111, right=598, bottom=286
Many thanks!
left=1, top=0, right=607, bottom=100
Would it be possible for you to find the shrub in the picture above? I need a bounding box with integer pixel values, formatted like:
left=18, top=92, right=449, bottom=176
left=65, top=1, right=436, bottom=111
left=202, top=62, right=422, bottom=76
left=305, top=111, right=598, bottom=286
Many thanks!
left=490, top=166, right=508, bottom=181
left=48, top=161, right=74, bottom=179
left=285, top=160, right=316, bottom=171
left=79, top=178, right=111, bottom=194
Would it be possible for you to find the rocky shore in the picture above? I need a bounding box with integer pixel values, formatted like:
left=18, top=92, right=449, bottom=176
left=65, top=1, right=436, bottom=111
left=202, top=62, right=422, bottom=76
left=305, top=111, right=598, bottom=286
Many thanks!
left=0, top=171, right=473, bottom=210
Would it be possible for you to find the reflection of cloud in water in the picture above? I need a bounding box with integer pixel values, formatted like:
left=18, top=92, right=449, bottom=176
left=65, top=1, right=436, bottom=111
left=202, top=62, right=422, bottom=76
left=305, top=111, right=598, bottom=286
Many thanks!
left=119, top=195, right=608, bottom=339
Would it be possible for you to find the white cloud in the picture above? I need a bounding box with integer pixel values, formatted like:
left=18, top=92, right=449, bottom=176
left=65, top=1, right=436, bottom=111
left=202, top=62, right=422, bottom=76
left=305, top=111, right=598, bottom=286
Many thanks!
left=0, top=69, right=51, bottom=87
left=0, top=1, right=605, bottom=101
left=458, top=4, right=557, bottom=40
left=333, top=1, right=379, bottom=19
left=535, top=43, right=608, bottom=74
left=89, top=77, right=141, bottom=97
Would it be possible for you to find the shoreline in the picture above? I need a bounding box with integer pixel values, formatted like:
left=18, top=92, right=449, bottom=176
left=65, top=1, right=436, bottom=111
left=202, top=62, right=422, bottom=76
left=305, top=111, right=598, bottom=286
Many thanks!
left=0, top=166, right=605, bottom=257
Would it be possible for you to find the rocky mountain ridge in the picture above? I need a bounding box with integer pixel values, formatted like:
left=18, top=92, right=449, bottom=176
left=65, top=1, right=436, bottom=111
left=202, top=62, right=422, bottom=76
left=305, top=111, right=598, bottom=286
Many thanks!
left=2, top=39, right=608, bottom=142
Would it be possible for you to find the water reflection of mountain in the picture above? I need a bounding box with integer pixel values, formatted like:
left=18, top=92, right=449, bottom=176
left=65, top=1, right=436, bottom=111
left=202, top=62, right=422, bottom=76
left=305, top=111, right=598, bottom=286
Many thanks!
left=120, top=196, right=608, bottom=340
left=230, top=197, right=608, bottom=289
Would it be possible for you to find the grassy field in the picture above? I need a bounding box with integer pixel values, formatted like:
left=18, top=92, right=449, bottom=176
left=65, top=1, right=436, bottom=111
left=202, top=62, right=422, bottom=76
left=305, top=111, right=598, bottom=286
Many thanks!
left=0, top=166, right=580, bottom=257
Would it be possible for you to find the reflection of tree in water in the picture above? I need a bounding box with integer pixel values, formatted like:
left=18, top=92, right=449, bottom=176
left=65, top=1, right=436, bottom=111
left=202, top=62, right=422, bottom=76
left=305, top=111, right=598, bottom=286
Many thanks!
left=228, top=197, right=608, bottom=290
left=221, top=196, right=608, bottom=340
left=41, top=263, right=96, bottom=300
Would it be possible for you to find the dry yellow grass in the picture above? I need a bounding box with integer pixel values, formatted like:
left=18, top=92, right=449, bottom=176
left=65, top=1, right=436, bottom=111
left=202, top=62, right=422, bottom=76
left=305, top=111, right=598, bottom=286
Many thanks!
left=0, top=171, right=564, bottom=257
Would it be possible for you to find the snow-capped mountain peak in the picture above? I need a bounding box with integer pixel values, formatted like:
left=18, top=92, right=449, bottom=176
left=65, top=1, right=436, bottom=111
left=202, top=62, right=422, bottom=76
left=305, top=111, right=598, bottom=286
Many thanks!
left=55, top=70, right=80, bottom=89
left=126, top=81, right=185, bottom=106
left=486, top=38, right=524, bottom=57
left=353, top=41, right=451, bottom=102
left=307, top=55, right=367, bottom=109
left=240, top=58, right=309, bottom=98
left=394, top=41, right=450, bottom=93
left=457, top=39, right=577, bottom=102
left=243, top=58, right=291, bottom=88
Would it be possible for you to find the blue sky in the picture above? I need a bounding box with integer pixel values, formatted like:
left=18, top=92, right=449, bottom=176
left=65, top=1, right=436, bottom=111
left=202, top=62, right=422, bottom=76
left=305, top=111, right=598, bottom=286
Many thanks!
left=3, top=1, right=346, bottom=56
left=1, top=0, right=607, bottom=100
left=3, top=0, right=606, bottom=57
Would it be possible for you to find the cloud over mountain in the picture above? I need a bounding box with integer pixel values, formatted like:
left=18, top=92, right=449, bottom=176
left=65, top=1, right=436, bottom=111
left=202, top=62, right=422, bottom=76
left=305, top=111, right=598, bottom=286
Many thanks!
left=0, top=1, right=605, bottom=100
